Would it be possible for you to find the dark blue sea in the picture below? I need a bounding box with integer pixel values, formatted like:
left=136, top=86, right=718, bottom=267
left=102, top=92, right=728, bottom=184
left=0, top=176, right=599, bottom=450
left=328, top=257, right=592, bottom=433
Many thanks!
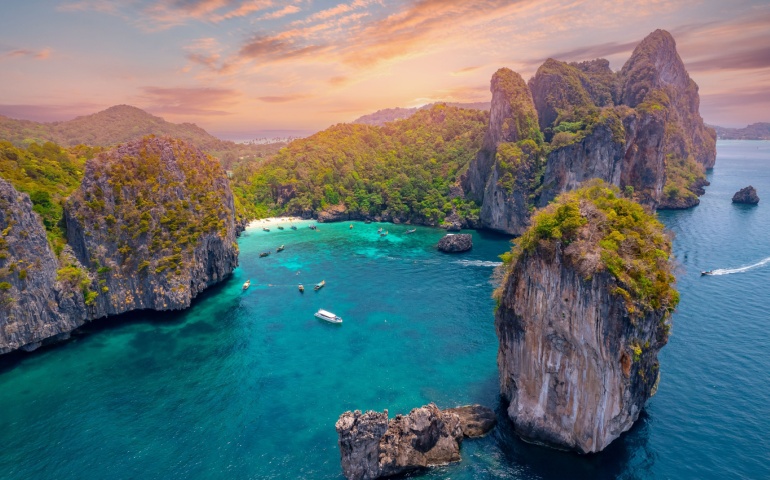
left=1, top=140, right=768, bottom=479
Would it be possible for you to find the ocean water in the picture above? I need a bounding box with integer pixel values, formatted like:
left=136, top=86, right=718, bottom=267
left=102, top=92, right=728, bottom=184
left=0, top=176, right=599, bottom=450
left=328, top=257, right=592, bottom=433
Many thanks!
left=1, top=140, right=769, bottom=479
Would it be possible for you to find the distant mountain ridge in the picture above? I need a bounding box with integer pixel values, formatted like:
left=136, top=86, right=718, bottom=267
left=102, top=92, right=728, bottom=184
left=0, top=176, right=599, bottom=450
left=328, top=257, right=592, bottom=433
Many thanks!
left=710, top=123, right=770, bottom=140
left=353, top=102, right=490, bottom=126
left=0, top=105, right=235, bottom=152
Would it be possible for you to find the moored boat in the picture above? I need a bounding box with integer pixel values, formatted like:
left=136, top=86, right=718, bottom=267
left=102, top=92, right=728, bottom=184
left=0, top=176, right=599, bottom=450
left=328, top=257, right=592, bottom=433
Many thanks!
left=242, top=279, right=251, bottom=290
left=277, top=245, right=285, bottom=252
left=405, top=228, right=416, bottom=234
left=277, top=226, right=284, bottom=230
left=380, top=230, right=388, bottom=237
left=314, top=309, right=342, bottom=324
left=291, top=225, right=297, bottom=230
left=263, top=227, right=270, bottom=232
left=314, top=280, right=325, bottom=291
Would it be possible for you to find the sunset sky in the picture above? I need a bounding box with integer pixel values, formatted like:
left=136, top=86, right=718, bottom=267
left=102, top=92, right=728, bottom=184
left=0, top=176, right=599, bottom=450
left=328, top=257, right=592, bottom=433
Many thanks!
left=1, top=0, right=768, bottom=139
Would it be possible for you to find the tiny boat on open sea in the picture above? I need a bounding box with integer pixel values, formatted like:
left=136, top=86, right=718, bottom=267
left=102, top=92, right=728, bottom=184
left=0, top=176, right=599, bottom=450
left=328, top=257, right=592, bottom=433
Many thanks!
left=701, top=270, right=714, bottom=276
left=314, top=280, right=325, bottom=291
left=314, top=309, right=342, bottom=324
left=260, top=251, right=270, bottom=258
left=277, top=245, right=285, bottom=252
left=298, top=284, right=304, bottom=293
left=242, top=279, right=250, bottom=290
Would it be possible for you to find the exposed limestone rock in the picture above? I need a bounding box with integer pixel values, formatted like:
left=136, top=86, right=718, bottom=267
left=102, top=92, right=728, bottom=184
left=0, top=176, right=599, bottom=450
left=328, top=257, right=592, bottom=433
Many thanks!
left=0, top=179, right=84, bottom=354
left=461, top=68, right=543, bottom=235
left=318, top=203, right=354, bottom=222
left=335, top=403, right=467, bottom=480
left=732, top=186, right=759, bottom=204
left=463, top=29, right=715, bottom=224
left=64, top=136, right=238, bottom=319
left=495, top=184, right=675, bottom=453
left=443, top=405, right=496, bottom=438
left=538, top=112, right=625, bottom=207
left=620, top=30, right=716, bottom=170
left=437, top=233, right=472, bottom=253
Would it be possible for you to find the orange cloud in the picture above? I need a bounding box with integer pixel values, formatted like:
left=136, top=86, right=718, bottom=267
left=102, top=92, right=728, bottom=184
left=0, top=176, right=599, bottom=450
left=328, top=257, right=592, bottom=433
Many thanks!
left=258, top=94, right=311, bottom=103
left=3, top=47, right=52, bottom=60
left=140, top=86, right=239, bottom=116
left=259, top=5, right=300, bottom=21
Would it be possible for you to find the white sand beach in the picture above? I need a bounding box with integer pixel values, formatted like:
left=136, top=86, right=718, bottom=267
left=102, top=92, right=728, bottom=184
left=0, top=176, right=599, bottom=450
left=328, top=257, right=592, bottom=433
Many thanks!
left=245, top=216, right=307, bottom=230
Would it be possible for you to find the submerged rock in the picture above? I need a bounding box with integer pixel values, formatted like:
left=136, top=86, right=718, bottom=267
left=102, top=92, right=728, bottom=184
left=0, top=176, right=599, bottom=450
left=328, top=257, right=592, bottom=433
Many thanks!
left=443, top=405, right=497, bottom=438
left=437, top=234, right=472, bottom=253
left=336, top=403, right=464, bottom=480
left=495, top=182, right=677, bottom=453
left=732, top=186, right=759, bottom=204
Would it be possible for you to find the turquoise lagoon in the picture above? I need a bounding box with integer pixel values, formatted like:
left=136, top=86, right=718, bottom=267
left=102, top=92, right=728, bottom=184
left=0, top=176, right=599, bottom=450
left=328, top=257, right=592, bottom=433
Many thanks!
left=1, top=141, right=769, bottom=479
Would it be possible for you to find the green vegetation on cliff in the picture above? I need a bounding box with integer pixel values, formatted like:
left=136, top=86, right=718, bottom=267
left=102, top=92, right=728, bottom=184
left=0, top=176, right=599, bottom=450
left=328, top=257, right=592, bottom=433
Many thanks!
left=0, top=141, right=97, bottom=251
left=231, top=105, right=488, bottom=224
left=501, top=180, right=678, bottom=315
left=68, top=137, right=234, bottom=280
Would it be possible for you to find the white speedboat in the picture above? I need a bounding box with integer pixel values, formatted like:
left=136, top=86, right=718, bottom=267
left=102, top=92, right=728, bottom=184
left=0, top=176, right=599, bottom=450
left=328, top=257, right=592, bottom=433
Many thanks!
left=314, top=309, right=342, bottom=324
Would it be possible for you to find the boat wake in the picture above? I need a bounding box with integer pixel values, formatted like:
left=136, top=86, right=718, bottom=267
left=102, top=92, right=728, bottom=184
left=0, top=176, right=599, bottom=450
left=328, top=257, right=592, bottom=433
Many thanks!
left=454, top=260, right=503, bottom=267
left=707, top=256, right=770, bottom=275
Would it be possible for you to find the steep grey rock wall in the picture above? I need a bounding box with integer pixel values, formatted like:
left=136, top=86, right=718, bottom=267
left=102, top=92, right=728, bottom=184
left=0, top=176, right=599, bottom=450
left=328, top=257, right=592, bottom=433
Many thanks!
left=65, top=137, right=238, bottom=319
left=0, top=179, right=85, bottom=353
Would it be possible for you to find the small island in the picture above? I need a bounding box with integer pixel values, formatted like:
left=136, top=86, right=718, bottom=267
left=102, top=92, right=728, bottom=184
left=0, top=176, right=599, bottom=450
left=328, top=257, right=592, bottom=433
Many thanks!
left=494, top=180, right=678, bottom=453
left=437, top=233, right=472, bottom=252
left=732, top=185, right=759, bottom=204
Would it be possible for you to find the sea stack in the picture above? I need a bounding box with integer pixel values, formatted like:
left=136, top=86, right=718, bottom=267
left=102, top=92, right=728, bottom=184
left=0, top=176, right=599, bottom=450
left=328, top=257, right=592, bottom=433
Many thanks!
left=495, top=181, right=678, bottom=453
left=732, top=186, right=759, bottom=204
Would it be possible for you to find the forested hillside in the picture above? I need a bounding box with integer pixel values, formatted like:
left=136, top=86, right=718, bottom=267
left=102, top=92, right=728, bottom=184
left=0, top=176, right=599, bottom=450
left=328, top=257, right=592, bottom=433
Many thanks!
left=0, top=105, right=269, bottom=161
left=232, top=104, right=488, bottom=225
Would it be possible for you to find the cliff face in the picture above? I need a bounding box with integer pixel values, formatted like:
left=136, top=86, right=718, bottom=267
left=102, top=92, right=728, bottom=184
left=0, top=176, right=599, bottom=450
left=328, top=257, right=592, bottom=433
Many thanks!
left=65, top=136, right=238, bottom=318
left=463, top=30, right=715, bottom=229
left=0, top=136, right=239, bottom=355
left=495, top=183, right=676, bottom=453
left=619, top=30, right=716, bottom=208
left=462, top=68, right=543, bottom=235
left=0, top=179, right=84, bottom=353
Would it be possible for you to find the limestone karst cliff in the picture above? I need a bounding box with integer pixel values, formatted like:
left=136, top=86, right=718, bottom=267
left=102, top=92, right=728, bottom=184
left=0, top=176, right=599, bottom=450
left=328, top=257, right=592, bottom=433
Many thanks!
left=461, top=68, right=544, bottom=234
left=494, top=182, right=677, bottom=453
left=0, top=179, right=86, bottom=354
left=65, top=136, right=238, bottom=318
left=464, top=29, right=716, bottom=233
left=0, top=136, right=238, bottom=354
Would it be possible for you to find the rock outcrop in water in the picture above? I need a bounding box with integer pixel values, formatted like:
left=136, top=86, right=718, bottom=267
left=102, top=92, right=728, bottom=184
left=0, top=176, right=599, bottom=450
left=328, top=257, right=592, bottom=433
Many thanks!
left=495, top=182, right=677, bottom=453
left=336, top=403, right=495, bottom=480
left=463, top=30, right=715, bottom=233
left=0, top=136, right=238, bottom=354
left=732, top=186, right=759, bottom=204
left=64, top=136, right=238, bottom=318
left=437, top=233, right=472, bottom=253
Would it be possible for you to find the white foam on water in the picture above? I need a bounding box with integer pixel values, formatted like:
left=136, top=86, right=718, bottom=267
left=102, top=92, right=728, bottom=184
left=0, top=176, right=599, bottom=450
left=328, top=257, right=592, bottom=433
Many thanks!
left=708, top=256, right=770, bottom=275
left=454, top=260, right=503, bottom=267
